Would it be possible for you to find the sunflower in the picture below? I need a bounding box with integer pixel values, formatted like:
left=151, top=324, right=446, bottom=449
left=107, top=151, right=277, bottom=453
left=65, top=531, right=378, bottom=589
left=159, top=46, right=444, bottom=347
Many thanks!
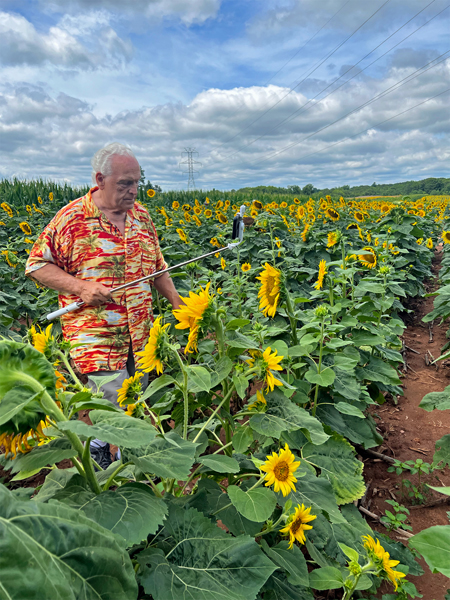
left=346, top=223, right=359, bottom=230
left=172, top=201, right=180, bottom=210
left=297, top=206, right=305, bottom=219
left=147, top=189, right=156, bottom=198
left=0, top=221, right=6, bottom=226
left=326, top=207, right=340, bottom=221
left=193, top=215, right=202, bottom=227
left=217, top=213, right=228, bottom=225
left=204, top=209, right=213, bottom=218
left=293, top=197, right=300, bottom=204
left=367, top=232, right=372, bottom=243
left=48, top=193, right=53, bottom=201
left=176, top=228, right=188, bottom=243
left=173, top=283, right=214, bottom=354
left=137, top=316, right=170, bottom=374
left=184, top=212, right=191, bottom=222
left=29, top=324, right=53, bottom=354
left=253, top=200, right=263, bottom=210
left=359, top=247, right=377, bottom=269
left=362, top=535, right=406, bottom=591
left=221, top=257, right=226, bottom=270
left=241, top=262, right=251, bottom=272
left=19, top=222, right=32, bottom=235
left=327, top=231, right=340, bottom=248
left=216, top=200, right=224, bottom=209
left=256, top=263, right=281, bottom=318
left=261, top=443, right=300, bottom=496
left=416, top=238, right=423, bottom=245
left=1, top=202, right=13, bottom=217
left=117, top=372, right=144, bottom=406
left=248, top=390, right=267, bottom=411
left=0, top=417, right=52, bottom=459
left=301, top=223, right=310, bottom=242
left=1, top=250, right=18, bottom=268
left=194, top=206, right=202, bottom=215
left=314, top=260, right=327, bottom=290
left=280, top=504, right=316, bottom=549
left=442, top=231, right=450, bottom=244
left=182, top=203, right=191, bottom=211
left=280, top=202, right=288, bottom=209
left=165, top=217, right=172, bottom=227
left=26, top=205, right=32, bottom=214
left=380, top=204, right=390, bottom=213
left=354, top=211, right=365, bottom=222
left=426, top=238, right=433, bottom=249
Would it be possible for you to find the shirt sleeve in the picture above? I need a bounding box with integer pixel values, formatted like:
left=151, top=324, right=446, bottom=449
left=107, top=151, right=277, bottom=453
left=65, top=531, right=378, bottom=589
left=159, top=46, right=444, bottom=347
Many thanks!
left=25, top=212, right=67, bottom=277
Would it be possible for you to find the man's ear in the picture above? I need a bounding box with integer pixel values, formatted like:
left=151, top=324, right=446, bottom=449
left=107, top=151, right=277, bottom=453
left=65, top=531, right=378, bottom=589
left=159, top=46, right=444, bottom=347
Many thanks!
left=95, top=172, right=105, bottom=189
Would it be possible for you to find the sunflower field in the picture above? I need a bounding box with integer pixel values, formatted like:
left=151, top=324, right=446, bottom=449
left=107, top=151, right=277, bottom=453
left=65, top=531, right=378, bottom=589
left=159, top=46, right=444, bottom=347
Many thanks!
left=1, top=180, right=450, bottom=600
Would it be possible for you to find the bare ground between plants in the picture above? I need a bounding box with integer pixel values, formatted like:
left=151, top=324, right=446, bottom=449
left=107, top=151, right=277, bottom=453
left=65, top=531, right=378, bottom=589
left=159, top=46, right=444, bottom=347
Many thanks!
left=365, top=248, right=450, bottom=599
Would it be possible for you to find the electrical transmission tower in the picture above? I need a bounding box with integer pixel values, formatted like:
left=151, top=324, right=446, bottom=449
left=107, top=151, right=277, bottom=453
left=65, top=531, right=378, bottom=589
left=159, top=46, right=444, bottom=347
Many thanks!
left=180, top=148, right=201, bottom=190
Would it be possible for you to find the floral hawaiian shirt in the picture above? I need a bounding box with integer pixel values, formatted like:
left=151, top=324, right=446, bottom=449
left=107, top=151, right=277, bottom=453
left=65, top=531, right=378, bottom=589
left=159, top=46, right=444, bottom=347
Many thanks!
left=25, top=187, right=167, bottom=374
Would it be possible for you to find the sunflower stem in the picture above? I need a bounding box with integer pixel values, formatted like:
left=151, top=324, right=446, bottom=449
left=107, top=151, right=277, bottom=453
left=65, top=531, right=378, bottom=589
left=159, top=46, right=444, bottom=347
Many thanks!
left=102, top=461, right=133, bottom=491
left=312, top=319, right=325, bottom=417
left=56, top=350, right=84, bottom=391
left=172, top=350, right=190, bottom=440
left=252, top=513, right=285, bottom=538
left=192, top=387, right=234, bottom=444
left=284, top=290, right=298, bottom=346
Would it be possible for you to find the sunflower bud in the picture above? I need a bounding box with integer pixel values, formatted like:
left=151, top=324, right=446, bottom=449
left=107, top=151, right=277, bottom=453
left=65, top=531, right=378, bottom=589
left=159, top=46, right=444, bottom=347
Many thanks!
left=315, top=305, right=329, bottom=318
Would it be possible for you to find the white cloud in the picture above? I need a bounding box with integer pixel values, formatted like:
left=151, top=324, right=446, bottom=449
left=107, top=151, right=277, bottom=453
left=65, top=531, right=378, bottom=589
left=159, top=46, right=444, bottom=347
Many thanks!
left=43, top=0, right=221, bottom=26
left=0, top=56, right=448, bottom=189
left=0, top=10, right=132, bottom=68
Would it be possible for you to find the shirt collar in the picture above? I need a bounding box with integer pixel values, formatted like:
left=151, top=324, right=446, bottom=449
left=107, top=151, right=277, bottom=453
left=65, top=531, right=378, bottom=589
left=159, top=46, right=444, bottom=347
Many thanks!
left=82, top=186, right=142, bottom=221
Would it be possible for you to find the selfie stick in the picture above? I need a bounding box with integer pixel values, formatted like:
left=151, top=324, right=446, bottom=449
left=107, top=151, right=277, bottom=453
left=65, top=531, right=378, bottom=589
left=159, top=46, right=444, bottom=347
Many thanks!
left=46, top=205, right=246, bottom=322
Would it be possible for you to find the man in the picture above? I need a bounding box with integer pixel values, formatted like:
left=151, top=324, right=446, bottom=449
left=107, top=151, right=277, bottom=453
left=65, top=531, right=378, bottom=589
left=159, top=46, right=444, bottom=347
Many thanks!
left=26, top=142, right=182, bottom=466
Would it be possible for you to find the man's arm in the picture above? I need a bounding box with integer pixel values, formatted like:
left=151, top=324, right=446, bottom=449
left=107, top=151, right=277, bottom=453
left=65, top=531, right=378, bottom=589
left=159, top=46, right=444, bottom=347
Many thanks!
left=32, top=264, right=112, bottom=306
left=153, top=272, right=183, bottom=310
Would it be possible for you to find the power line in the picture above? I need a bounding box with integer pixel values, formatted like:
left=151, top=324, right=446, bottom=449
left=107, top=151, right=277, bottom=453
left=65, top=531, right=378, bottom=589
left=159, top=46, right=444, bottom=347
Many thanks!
left=206, top=0, right=391, bottom=154
left=179, top=148, right=201, bottom=190
left=248, top=50, right=450, bottom=167
left=211, top=0, right=444, bottom=166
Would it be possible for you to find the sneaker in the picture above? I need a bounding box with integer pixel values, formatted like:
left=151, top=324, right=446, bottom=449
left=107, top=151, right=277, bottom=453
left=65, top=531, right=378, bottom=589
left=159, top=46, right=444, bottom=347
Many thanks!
left=90, top=442, right=112, bottom=470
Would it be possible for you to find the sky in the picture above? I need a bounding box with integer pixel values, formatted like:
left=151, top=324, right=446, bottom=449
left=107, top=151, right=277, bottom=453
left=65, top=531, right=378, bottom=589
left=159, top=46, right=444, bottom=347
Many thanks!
left=0, top=0, right=449, bottom=190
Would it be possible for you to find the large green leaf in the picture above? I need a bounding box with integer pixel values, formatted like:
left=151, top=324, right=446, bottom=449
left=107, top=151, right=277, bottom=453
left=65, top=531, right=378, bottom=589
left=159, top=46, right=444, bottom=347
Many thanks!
left=0, top=387, right=43, bottom=427
left=261, top=540, right=309, bottom=587
left=433, top=435, right=450, bottom=467
left=8, top=437, right=77, bottom=474
left=186, top=365, right=212, bottom=392
left=35, top=469, right=78, bottom=502
left=409, top=526, right=450, bottom=577
left=278, top=469, right=346, bottom=524
left=356, top=355, right=401, bottom=386
left=308, top=566, right=344, bottom=590
left=228, top=485, right=277, bottom=522
left=140, top=374, right=175, bottom=402
left=58, top=410, right=157, bottom=448
left=350, top=330, right=384, bottom=346
left=200, top=454, right=240, bottom=473
left=0, top=341, right=57, bottom=399
left=302, top=433, right=366, bottom=504
left=332, top=369, right=361, bottom=402
left=249, top=390, right=329, bottom=446
left=0, top=484, right=137, bottom=600
left=262, top=573, right=314, bottom=600
left=56, top=482, right=167, bottom=546
left=127, top=431, right=197, bottom=479
left=200, top=479, right=263, bottom=537
left=305, top=368, right=335, bottom=387
left=139, top=504, right=276, bottom=600
left=316, top=403, right=383, bottom=449
left=419, top=386, right=450, bottom=412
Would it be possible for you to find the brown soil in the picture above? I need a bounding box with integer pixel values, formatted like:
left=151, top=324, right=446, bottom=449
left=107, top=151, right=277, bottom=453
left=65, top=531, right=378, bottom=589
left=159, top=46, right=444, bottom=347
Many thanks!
left=364, top=248, right=450, bottom=599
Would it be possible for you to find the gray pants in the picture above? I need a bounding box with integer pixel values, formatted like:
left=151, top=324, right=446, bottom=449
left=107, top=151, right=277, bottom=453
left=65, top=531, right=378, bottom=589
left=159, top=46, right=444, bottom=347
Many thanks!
left=87, top=346, right=148, bottom=449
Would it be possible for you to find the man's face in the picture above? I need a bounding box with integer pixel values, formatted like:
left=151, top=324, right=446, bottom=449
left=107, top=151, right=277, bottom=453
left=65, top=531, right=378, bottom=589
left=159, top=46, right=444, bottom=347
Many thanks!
left=96, top=155, right=141, bottom=211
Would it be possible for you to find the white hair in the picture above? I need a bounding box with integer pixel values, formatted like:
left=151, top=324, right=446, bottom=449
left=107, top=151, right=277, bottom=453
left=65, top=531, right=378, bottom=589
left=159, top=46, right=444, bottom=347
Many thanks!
left=91, top=142, right=138, bottom=183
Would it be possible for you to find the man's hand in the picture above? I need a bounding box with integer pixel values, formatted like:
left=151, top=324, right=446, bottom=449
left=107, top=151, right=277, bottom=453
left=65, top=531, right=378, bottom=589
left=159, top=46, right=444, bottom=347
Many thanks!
left=79, top=281, right=112, bottom=306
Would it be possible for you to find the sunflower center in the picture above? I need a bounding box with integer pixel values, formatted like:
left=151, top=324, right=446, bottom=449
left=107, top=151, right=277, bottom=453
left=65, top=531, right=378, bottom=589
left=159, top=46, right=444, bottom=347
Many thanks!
left=273, top=460, right=290, bottom=481
left=266, top=275, right=277, bottom=299
left=290, top=516, right=303, bottom=534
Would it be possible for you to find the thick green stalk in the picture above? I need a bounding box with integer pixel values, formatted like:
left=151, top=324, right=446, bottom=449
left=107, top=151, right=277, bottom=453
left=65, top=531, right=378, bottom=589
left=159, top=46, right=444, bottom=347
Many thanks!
left=312, top=320, right=325, bottom=417
left=192, top=387, right=234, bottom=443
left=172, top=348, right=190, bottom=440
left=284, top=290, right=298, bottom=346
left=103, top=461, right=132, bottom=491
left=80, top=437, right=102, bottom=495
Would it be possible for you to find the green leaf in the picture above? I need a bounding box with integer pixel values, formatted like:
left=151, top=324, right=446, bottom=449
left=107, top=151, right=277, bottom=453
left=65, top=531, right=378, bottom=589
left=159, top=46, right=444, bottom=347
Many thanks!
left=139, top=504, right=276, bottom=600
left=0, top=484, right=138, bottom=600
left=210, top=356, right=234, bottom=388
left=333, top=369, right=361, bottom=401
left=429, top=485, right=450, bottom=496
left=316, top=403, right=383, bottom=449
left=140, top=374, right=175, bottom=402
left=0, top=341, right=57, bottom=399
left=433, top=435, right=450, bottom=467
left=335, top=402, right=365, bottom=419
left=351, top=330, right=384, bottom=346
left=354, top=281, right=385, bottom=296
left=228, top=485, right=277, bottom=522
left=88, top=372, right=121, bottom=392
left=250, top=390, right=329, bottom=446
left=269, top=340, right=289, bottom=358
left=226, top=318, right=251, bottom=331
left=308, top=566, right=344, bottom=590
left=261, top=540, right=309, bottom=587
left=9, top=437, right=77, bottom=474
left=419, top=387, right=450, bottom=412
left=186, top=365, right=212, bottom=392
left=338, top=542, right=359, bottom=562
left=10, top=467, right=44, bottom=481
left=302, top=433, right=365, bottom=505
left=72, top=397, right=122, bottom=412
left=58, top=482, right=167, bottom=546
left=410, top=526, right=450, bottom=577
left=35, top=469, right=78, bottom=502
left=225, top=331, right=259, bottom=350
left=305, top=368, right=335, bottom=387
left=0, top=386, right=43, bottom=427
left=279, top=468, right=346, bottom=524
left=233, top=374, right=249, bottom=400
left=200, top=454, right=240, bottom=473
left=263, top=573, right=314, bottom=599
left=356, top=355, right=401, bottom=385
left=127, top=431, right=197, bottom=479
left=58, top=410, right=157, bottom=448
left=233, top=425, right=253, bottom=453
